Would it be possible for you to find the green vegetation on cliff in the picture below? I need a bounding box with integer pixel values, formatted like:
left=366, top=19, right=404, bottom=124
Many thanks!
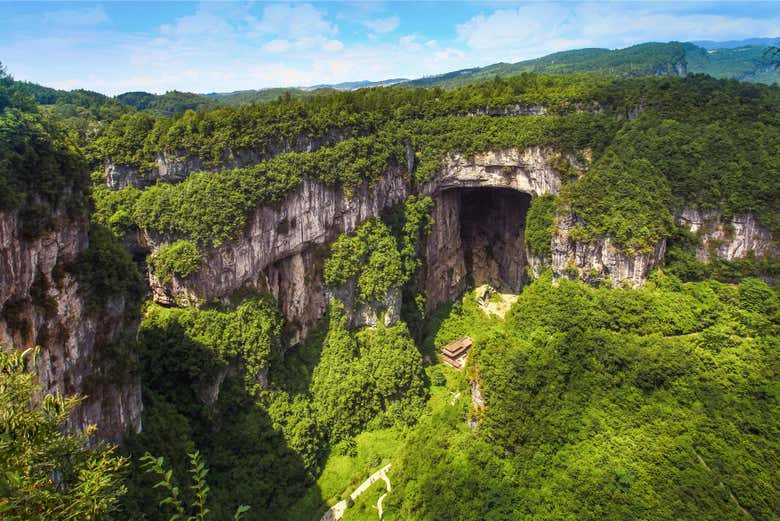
left=151, top=240, right=203, bottom=283
left=90, top=72, right=779, bottom=257
left=0, top=64, right=90, bottom=219
left=0, top=348, right=128, bottom=520
left=525, top=194, right=558, bottom=258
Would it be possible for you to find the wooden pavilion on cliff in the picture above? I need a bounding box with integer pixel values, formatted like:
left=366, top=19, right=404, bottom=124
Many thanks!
left=439, top=336, right=473, bottom=370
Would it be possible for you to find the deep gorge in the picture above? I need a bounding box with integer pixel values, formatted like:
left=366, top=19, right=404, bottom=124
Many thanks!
left=1, top=66, right=778, bottom=521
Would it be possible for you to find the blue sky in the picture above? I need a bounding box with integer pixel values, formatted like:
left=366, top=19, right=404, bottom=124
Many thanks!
left=0, top=1, right=777, bottom=95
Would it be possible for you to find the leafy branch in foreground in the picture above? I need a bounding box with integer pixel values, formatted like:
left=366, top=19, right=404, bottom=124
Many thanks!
left=141, top=451, right=250, bottom=521
left=0, top=347, right=127, bottom=520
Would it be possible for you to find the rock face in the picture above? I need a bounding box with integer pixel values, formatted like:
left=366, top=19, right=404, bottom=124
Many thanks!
left=145, top=146, right=778, bottom=337
left=0, top=209, right=141, bottom=442
left=422, top=148, right=568, bottom=308
left=551, top=212, right=667, bottom=287
left=677, top=209, right=778, bottom=261
left=463, top=104, right=547, bottom=117
left=424, top=148, right=568, bottom=196
left=148, top=171, right=411, bottom=339
left=105, top=128, right=352, bottom=190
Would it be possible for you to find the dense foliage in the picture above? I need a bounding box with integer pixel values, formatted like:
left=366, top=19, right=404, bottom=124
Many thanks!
left=563, top=152, right=674, bottom=253
left=324, top=219, right=405, bottom=303
left=151, top=240, right=203, bottom=283
left=524, top=194, right=557, bottom=258
left=116, top=91, right=217, bottom=117
left=0, top=348, right=127, bottom=520
left=311, top=302, right=427, bottom=442
left=91, top=183, right=142, bottom=236
left=387, top=274, right=779, bottom=520
left=121, top=293, right=427, bottom=520
left=0, top=64, right=90, bottom=221
left=76, top=223, right=146, bottom=313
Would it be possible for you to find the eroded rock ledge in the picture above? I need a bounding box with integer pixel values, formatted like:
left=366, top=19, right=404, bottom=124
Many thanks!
left=677, top=208, right=778, bottom=262
left=148, top=169, right=411, bottom=338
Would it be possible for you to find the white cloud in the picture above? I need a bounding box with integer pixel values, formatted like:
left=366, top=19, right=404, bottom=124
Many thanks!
left=363, top=16, right=400, bottom=34
left=435, top=48, right=465, bottom=62
left=456, top=3, right=780, bottom=63
left=323, top=39, right=345, bottom=52
left=42, top=5, right=109, bottom=27
left=250, top=3, right=338, bottom=40
left=263, top=39, right=292, bottom=53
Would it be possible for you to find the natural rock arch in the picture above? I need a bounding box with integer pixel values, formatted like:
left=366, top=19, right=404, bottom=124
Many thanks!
left=421, top=147, right=566, bottom=309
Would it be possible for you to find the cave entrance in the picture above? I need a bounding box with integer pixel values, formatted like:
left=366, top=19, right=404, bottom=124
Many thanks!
left=458, top=187, right=531, bottom=292
left=423, top=186, right=532, bottom=311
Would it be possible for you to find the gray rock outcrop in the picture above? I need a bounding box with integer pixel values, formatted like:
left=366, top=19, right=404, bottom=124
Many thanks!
left=0, top=208, right=141, bottom=442
left=148, top=170, right=411, bottom=338
left=677, top=208, right=778, bottom=261
left=551, top=212, right=667, bottom=287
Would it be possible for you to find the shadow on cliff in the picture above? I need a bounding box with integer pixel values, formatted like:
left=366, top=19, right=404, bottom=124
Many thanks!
left=118, top=318, right=318, bottom=521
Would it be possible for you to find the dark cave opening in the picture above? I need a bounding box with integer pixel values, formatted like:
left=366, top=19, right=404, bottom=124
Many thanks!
left=457, top=187, right=531, bottom=292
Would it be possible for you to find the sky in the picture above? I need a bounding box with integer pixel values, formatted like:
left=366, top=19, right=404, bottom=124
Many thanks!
left=0, top=1, right=778, bottom=95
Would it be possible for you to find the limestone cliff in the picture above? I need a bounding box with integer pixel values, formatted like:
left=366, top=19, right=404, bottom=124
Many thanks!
left=147, top=170, right=411, bottom=339
left=0, top=208, right=141, bottom=442
left=142, top=145, right=777, bottom=337
left=677, top=208, right=778, bottom=261
left=106, top=128, right=352, bottom=190
left=550, top=212, right=667, bottom=287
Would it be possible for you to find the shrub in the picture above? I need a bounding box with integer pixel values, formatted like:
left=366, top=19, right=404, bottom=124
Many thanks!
left=525, top=194, right=558, bottom=258
left=151, top=240, right=203, bottom=283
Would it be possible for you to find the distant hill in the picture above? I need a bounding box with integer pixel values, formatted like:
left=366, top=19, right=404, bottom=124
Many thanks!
left=305, top=78, right=408, bottom=91
left=116, top=90, right=217, bottom=116
left=406, top=41, right=780, bottom=88
left=14, top=40, right=779, bottom=117
left=692, top=37, right=780, bottom=49
left=204, top=87, right=333, bottom=106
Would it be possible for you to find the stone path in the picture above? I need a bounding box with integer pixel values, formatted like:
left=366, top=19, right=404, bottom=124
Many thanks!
left=320, top=464, right=392, bottom=521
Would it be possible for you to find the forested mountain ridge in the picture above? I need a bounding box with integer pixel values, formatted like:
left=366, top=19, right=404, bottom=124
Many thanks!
left=11, top=40, right=780, bottom=121
left=407, top=41, right=780, bottom=88
left=1, top=50, right=779, bottom=521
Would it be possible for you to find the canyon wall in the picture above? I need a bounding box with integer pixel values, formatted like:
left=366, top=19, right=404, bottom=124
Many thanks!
left=144, top=146, right=778, bottom=336
left=677, top=208, right=778, bottom=261
left=106, top=128, right=352, bottom=190
left=148, top=170, right=411, bottom=339
left=551, top=212, right=667, bottom=286
left=0, top=208, right=141, bottom=442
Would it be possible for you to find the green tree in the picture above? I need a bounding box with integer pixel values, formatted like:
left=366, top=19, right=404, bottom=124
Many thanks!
left=0, top=348, right=127, bottom=520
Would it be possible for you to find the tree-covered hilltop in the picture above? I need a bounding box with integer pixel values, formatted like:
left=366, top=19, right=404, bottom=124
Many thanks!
left=93, top=72, right=780, bottom=258
left=408, top=41, right=780, bottom=88
left=116, top=90, right=218, bottom=117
